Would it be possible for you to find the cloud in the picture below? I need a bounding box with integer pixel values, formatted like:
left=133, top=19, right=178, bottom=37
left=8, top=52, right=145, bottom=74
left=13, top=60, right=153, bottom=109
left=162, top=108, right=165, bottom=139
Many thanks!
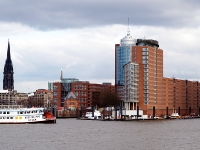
left=0, top=1, right=200, bottom=92
left=0, top=1, right=200, bottom=30
left=0, top=23, right=199, bottom=92
left=66, top=62, right=77, bottom=69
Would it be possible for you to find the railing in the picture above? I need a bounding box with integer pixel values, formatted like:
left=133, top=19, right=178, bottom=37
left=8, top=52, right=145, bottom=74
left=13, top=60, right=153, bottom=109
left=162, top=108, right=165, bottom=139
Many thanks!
left=0, top=105, right=23, bottom=109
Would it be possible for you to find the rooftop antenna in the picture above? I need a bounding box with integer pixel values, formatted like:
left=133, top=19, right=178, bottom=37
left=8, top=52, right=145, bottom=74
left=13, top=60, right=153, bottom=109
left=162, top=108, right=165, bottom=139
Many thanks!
left=127, top=17, right=130, bottom=36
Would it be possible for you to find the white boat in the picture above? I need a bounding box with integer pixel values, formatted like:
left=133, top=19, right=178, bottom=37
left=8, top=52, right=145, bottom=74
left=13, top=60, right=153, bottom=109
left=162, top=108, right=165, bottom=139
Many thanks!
left=170, top=112, right=180, bottom=119
left=85, top=110, right=101, bottom=119
left=0, top=105, right=56, bottom=124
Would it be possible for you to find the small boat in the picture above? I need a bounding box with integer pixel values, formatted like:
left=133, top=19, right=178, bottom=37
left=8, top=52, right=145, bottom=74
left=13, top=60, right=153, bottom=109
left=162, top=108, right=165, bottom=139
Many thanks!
left=0, top=105, right=56, bottom=124
left=170, top=112, right=180, bottom=119
left=85, top=110, right=101, bottom=120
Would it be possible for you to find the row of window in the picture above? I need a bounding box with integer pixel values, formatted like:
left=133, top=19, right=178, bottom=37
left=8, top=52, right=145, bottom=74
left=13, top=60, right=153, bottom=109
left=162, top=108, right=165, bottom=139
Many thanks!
left=18, top=110, right=43, bottom=114
left=0, top=116, right=39, bottom=120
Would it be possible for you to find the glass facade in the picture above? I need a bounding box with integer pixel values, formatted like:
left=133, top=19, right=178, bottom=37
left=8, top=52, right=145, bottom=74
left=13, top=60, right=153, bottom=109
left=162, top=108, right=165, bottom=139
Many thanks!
left=116, top=45, right=132, bottom=85
left=115, top=30, right=136, bottom=86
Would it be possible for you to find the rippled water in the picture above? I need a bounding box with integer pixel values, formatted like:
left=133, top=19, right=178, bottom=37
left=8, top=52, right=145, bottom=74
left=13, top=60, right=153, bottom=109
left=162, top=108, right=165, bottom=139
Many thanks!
left=1, top=118, right=200, bottom=150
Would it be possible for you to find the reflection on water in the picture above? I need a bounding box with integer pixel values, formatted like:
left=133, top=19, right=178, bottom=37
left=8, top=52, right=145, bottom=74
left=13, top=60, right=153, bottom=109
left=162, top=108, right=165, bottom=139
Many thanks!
left=1, top=119, right=200, bottom=150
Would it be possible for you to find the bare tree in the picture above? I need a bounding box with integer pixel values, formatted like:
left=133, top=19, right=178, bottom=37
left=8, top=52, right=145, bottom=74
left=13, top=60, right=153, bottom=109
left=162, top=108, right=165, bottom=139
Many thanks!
left=92, top=89, right=120, bottom=107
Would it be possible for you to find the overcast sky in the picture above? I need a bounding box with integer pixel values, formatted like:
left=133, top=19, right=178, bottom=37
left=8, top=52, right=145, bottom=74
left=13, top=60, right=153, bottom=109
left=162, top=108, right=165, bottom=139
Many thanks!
left=0, top=0, right=200, bottom=92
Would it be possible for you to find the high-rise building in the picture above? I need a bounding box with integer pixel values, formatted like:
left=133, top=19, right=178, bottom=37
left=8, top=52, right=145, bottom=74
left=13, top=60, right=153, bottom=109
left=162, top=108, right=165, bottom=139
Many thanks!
left=3, top=41, right=14, bottom=91
left=116, top=29, right=200, bottom=117
left=115, top=29, right=163, bottom=116
left=131, top=39, right=163, bottom=115
left=115, top=29, right=136, bottom=101
left=124, top=62, right=139, bottom=110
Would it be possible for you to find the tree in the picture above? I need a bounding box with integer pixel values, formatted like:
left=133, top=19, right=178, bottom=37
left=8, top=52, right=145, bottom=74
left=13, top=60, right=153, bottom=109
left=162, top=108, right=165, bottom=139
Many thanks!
left=92, top=91, right=101, bottom=107
left=92, top=89, right=121, bottom=107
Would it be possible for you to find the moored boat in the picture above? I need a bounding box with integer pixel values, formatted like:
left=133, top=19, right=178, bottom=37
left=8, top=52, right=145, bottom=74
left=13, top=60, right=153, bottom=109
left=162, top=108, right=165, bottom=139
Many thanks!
left=0, top=105, right=56, bottom=124
left=170, top=112, right=180, bottom=119
left=85, top=110, right=101, bottom=120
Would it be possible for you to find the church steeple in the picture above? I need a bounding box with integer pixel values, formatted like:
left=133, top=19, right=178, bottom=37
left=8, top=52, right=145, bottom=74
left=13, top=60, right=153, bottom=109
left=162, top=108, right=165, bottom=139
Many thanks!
left=3, top=40, right=14, bottom=91
left=7, top=40, right=11, bottom=60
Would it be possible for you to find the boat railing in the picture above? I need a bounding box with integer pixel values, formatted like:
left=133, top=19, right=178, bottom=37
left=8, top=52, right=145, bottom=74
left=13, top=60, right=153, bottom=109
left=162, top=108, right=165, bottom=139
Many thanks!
left=0, top=105, right=24, bottom=109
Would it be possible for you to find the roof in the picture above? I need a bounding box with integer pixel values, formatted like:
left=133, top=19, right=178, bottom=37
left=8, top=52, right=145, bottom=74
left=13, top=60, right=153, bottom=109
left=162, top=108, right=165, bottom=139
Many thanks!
left=65, top=92, right=77, bottom=100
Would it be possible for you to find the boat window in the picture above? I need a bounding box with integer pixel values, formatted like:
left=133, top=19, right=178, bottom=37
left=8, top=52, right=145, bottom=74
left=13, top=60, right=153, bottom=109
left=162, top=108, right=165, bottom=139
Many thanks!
left=0, top=111, right=2, bottom=114
left=7, top=112, right=10, bottom=114
left=3, top=117, right=5, bottom=119
left=0, top=117, right=2, bottom=119
left=3, top=112, right=6, bottom=114
left=20, top=112, right=23, bottom=114
left=17, top=112, right=19, bottom=114
left=10, top=117, right=13, bottom=119
left=27, top=111, right=30, bottom=114
left=7, top=117, right=9, bottom=119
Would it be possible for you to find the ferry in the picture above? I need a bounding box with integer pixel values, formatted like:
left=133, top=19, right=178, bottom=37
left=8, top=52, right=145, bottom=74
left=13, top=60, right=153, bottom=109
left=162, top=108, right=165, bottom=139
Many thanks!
left=0, top=105, right=56, bottom=124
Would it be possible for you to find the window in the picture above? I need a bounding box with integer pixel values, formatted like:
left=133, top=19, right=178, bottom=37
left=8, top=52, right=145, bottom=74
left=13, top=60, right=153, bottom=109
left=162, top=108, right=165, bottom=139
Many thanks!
left=142, top=56, right=148, bottom=59
left=142, top=52, right=148, bottom=55
left=142, top=48, right=148, bottom=51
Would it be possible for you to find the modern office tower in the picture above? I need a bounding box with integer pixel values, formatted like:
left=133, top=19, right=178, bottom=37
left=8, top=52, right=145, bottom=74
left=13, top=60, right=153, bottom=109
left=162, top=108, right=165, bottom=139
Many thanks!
left=116, top=30, right=163, bottom=114
left=115, top=29, right=136, bottom=101
left=3, top=41, right=14, bottom=91
left=124, top=62, right=139, bottom=110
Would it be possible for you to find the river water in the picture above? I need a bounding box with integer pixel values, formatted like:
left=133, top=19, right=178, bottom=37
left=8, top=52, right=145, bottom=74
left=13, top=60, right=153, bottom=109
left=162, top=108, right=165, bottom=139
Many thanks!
left=1, top=118, right=200, bottom=150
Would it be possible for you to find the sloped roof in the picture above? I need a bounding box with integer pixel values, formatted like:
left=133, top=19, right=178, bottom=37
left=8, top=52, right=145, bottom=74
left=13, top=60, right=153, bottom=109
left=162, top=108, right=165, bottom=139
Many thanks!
left=65, top=91, right=77, bottom=100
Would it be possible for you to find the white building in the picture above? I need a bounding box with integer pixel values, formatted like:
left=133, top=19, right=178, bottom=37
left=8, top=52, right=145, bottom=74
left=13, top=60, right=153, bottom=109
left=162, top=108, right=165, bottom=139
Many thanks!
left=124, top=62, right=139, bottom=110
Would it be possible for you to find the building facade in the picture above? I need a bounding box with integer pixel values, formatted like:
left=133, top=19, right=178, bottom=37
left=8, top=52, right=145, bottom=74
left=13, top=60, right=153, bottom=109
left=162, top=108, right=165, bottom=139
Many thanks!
left=51, top=79, right=115, bottom=109
left=115, top=30, right=137, bottom=101
left=3, top=41, right=14, bottom=91
left=116, top=30, right=200, bottom=117
left=0, top=90, right=28, bottom=105
left=27, top=89, right=53, bottom=107
left=124, top=62, right=139, bottom=110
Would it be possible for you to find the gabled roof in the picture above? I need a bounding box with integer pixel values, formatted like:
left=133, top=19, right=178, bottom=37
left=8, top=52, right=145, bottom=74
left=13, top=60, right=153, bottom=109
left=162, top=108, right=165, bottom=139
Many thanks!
left=65, top=91, right=77, bottom=100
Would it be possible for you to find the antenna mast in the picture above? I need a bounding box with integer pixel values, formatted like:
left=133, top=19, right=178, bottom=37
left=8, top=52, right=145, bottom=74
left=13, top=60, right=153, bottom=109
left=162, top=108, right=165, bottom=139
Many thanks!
left=127, top=17, right=130, bottom=36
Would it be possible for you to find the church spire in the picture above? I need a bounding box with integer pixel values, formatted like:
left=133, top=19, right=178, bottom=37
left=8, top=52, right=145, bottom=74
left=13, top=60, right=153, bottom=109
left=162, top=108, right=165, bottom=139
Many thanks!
left=3, top=40, right=14, bottom=91
left=7, top=40, right=11, bottom=60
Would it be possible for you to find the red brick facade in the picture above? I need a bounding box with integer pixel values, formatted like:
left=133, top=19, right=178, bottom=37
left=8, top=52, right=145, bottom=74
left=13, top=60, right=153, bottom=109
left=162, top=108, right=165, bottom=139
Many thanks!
left=122, top=44, right=200, bottom=117
left=53, top=81, right=115, bottom=109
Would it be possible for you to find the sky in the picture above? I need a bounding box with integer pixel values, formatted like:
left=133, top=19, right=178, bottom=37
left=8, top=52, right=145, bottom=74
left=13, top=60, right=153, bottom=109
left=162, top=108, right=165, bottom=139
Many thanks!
left=1, top=0, right=200, bottom=92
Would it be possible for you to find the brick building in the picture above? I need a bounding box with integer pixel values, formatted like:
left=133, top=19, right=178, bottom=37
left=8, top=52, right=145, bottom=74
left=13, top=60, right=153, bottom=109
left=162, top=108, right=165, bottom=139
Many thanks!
left=51, top=79, right=115, bottom=109
left=28, top=89, right=53, bottom=107
left=116, top=29, right=200, bottom=117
